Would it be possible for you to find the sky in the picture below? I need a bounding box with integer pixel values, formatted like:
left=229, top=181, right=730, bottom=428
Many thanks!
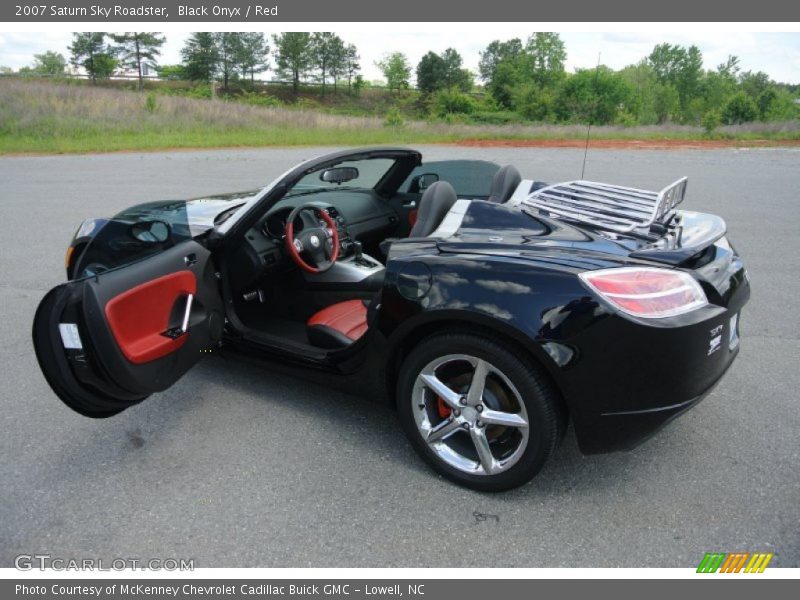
left=1, top=29, right=799, bottom=84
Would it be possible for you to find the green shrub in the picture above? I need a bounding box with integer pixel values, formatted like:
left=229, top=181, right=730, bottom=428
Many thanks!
left=238, top=91, right=283, bottom=107
left=440, top=113, right=467, bottom=125
left=184, top=85, right=213, bottom=99
left=757, top=88, right=799, bottom=121
left=384, top=107, right=405, bottom=127
left=722, top=92, right=758, bottom=125
left=144, top=92, right=158, bottom=113
left=157, top=64, right=187, bottom=81
left=473, top=93, right=501, bottom=112
left=352, top=75, right=365, bottom=96
left=467, top=110, right=519, bottom=125
left=684, top=98, right=706, bottom=125
left=614, top=110, right=638, bottom=127
left=702, top=110, right=722, bottom=135
left=293, top=97, right=322, bottom=111
left=511, top=82, right=554, bottom=122
left=431, top=88, right=476, bottom=117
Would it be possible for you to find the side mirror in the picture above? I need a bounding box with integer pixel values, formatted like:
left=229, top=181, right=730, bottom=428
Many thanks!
left=410, top=173, right=439, bottom=193
left=131, top=220, right=170, bottom=244
left=320, top=166, right=359, bottom=184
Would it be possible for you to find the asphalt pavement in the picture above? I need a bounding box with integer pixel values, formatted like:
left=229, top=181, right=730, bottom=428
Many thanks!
left=1, top=145, right=798, bottom=567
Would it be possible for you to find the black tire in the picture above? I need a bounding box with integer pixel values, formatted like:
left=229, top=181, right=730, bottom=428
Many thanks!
left=397, top=332, right=564, bottom=492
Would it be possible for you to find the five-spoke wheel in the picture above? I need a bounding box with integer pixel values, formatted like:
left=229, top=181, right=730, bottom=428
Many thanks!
left=414, top=354, right=530, bottom=476
left=398, top=333, right=563, bottom=491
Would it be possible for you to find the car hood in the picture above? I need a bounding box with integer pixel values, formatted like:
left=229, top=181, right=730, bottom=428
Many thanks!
left=112, top=190, right=259, bottom=237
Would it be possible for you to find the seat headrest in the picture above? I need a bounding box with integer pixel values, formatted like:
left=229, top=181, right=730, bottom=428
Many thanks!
left=409, top=181, right=458, bottom=238
left=487, top=165, right=522, bottom=204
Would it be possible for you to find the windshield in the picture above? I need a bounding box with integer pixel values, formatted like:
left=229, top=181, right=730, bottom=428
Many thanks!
left=70, top=195, right=250, bottom=280
left=400, top=160, right=500, bottom=198
left=286, top=158, right=396, bottom=197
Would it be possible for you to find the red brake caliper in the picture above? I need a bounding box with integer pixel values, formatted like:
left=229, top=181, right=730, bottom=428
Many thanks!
left=436, top=397, right=452, bottom=419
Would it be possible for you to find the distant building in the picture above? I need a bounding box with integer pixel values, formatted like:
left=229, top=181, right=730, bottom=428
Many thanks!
left=69, top=62, right=160, bottom=81
left=116, top=62, right=159, bottom=79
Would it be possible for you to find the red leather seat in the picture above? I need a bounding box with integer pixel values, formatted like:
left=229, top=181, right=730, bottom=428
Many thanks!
left=307, top=299, right=368, bottom=349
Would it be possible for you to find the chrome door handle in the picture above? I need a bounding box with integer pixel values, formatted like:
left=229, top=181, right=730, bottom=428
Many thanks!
left=180, top=294, right=194, bottom=333
left=184, top=253, right=197, bottom=267
left=162, top=294, right=193, bottom=339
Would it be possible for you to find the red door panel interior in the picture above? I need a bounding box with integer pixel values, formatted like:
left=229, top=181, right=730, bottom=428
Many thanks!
left=104, top=271, right=197, bottom=365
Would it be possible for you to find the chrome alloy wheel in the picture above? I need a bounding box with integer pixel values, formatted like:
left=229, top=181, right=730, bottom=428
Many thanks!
left=412, top=354, right=529, bottom=476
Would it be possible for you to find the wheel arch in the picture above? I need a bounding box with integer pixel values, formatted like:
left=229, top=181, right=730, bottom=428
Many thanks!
left=382, top=310, right=570, bottom=419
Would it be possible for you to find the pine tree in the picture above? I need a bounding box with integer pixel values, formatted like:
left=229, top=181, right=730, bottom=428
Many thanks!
left=181, top=32, right=219, bottom=84
left=69, top=32, right=111, bottom=84
left=272, top=32, right=312, bottom=95
left=110, top=32, right=165, bottom=90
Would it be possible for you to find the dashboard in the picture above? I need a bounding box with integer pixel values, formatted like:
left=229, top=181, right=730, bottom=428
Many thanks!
left=263, top=208, right=304, bottom=239
left=229, top=189, right=400, bottom=290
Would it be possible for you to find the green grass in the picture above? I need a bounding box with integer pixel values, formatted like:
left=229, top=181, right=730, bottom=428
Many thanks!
left=1, top=79, right=798, bottom=154
left=0, top=123, right=451, bottom=154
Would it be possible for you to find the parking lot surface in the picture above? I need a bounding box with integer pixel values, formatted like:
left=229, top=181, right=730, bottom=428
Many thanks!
left=1, top=146, right=798, bottom=567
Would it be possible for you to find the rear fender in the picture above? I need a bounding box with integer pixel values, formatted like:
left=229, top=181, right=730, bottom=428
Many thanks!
left=382, top=308, right=565, bottom=392
left=378, top=253, right=603, bottom=413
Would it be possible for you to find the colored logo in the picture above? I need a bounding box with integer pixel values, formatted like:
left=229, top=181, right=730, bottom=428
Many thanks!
left=697, top=552, right=773, bottom=573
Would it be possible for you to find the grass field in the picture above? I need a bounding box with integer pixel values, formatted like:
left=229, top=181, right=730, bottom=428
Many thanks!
left=1, top=79, right=799, bottom=154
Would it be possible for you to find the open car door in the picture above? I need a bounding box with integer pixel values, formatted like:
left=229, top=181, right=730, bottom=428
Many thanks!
left=33, top=240, right=224, bottom=417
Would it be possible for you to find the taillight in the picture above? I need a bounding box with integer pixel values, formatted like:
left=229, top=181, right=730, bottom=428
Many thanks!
left=579, top=267, right=707, bottom=318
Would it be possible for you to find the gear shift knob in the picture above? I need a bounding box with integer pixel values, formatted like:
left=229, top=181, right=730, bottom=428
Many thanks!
left=353, top=241, right=363, bottom=260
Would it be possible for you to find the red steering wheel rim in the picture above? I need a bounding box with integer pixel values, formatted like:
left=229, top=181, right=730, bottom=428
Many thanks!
left=285, top=206, right=340, bottom=274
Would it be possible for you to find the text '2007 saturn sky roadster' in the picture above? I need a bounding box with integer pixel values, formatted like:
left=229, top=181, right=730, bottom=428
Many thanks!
left=33, top=147, right=749, bottom=491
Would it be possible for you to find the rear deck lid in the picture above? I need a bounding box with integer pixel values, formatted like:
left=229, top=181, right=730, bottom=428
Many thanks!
left=628, top=210, right=727, bottom=266
left=522, top=177, right=688, bottom=233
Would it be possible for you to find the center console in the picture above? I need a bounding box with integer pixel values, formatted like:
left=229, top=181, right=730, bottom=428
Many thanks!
left=300, top=207, right=385, bottom=287
left=303, top=241, right=385, bottom=285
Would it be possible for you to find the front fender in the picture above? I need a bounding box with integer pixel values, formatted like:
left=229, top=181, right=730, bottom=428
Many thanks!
left=66, top=218, right=108, bottom=279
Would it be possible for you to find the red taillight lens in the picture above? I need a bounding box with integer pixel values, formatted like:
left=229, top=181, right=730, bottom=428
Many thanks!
left=579, top=267, right=707, bottom=318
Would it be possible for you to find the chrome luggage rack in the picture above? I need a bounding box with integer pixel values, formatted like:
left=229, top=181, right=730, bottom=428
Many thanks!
left=522, top=177, right=688, bottom=233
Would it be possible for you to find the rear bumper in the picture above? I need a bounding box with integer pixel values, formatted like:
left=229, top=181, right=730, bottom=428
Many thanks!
left=574, top=349, right=735, bottom=454
left=558, top=271, right=749, bottom=455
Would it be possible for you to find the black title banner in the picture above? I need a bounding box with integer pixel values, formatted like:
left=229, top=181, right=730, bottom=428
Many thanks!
left=3, top=0, right=800, bottom=22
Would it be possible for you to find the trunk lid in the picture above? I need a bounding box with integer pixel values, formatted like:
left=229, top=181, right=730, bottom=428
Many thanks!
left=436, top=200, right=742, bottom=304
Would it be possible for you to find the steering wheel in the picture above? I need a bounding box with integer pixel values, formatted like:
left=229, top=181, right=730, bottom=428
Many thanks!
left=284, top=204, right=340, bottom=274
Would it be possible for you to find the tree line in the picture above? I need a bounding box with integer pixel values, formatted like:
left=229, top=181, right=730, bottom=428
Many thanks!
left=6, top=32, right=798, bottom=127
left=9, top=33, right=166, bottom=89
left=177, top=32, right=361, bottom=96
left=473, top=35, right=798, bottom=126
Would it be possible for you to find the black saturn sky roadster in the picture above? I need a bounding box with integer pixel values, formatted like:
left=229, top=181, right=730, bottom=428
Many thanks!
left=33, top=147, right=750, bottom=491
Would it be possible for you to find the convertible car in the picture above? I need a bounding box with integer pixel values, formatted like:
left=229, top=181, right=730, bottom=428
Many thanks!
left=33, top=147, right=749, bottom=491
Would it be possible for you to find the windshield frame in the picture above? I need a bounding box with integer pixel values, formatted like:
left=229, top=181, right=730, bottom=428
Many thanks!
left=215, top=147, right=422, bottom=239
left=284, top=157, right=397, bottom=199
